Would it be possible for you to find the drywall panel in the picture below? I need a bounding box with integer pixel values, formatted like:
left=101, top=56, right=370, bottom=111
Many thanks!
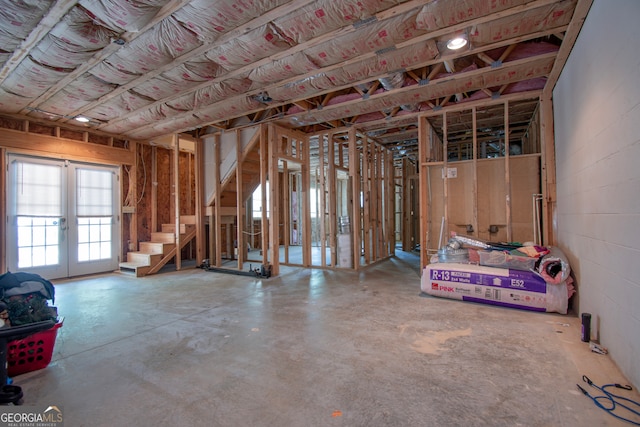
left=477, top=158, right=507, bottom=242
left=553, top=0, right=640, bottom=388
left=426, top=165, right=445, bottom=252
left=510, top=154, right=540, bottom=243
left=239, top=126, right=259, bottom=152
left=446, top=160, right=475, bottom=236
left=219, top=132, right=238, bottom=184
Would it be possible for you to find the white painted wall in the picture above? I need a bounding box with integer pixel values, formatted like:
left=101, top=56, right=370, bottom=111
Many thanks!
left=554, top=0, right=640, bottom=388
left=202, top=126, right=260, bottom=204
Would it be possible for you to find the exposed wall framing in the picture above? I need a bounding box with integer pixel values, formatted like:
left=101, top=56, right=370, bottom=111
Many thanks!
left=268, top=124, right=310, bottom=276
left=203, top=123, right=395, bottom=277
left=206, top=127, right=263, bottom=270
left=417, top=94, right=546, bottom=270
left=119, top=135, right=198, bottom=271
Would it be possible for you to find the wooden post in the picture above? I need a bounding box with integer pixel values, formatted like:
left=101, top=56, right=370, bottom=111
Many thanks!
left=302, top=135, right=311, bottom=267
left=539, top=94, right=557, bottom=246
left=173, top=135, right=181, bottom=271
left=362, top=136, right=371, bottom=264
left=401, top=158, right=410, bottom=251
left=472, top=107, right=479, bottom=238
left=260, top=124, right=269, bottom=266
left=369, top=140, right=377, bottom=262
left=151, top=146, right=158, bottom=233
left=442, top=111, right=449, bottom=250
left=235, top=130, right=244, bottom=269
left=418, top=116, right=431, bottom=270
left=328, top=133, right=337, bottom=267
left=504, top=100, right=513, bottom=242
left=195, top=137, right=204, bottom=266
left=319, top=135, right=326, bottom=266
left=349, top=127, right=361, bottom=270
left=214, top=134, right=222, bottom=267
left=129, top=142, right=138, bottom=258
left=375, top=144, right=383, bottom=260
left=282, top=161, right=290, bottom=263
left=386, top=147, right=395, bottom=256
left=268, top=125, right=280, bottom=275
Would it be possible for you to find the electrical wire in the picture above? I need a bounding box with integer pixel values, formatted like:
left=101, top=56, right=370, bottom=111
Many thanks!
left=136, top=144, right=147, bottom=205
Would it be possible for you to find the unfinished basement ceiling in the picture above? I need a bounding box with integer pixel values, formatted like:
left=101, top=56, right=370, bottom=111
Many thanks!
left=0, top=0, right=582, bottom=152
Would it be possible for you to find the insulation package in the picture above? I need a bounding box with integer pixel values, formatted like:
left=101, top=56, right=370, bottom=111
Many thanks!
left=422, top=263, right=569, bottom=314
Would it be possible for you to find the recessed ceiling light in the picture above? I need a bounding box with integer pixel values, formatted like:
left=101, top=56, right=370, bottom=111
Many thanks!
left=75, top=116, right=90, bottom=123
left=446, top=37, right=468, bottom=50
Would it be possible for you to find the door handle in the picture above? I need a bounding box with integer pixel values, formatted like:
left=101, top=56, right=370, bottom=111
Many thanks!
left=59, top=217, right=67, bottom=231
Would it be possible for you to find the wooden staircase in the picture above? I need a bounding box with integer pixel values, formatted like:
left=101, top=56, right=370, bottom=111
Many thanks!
left=119, top=215, right=197, bottom=277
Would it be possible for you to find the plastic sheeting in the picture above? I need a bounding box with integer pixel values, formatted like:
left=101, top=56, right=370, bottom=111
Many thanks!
left=536, top=246, right=571, bottom=285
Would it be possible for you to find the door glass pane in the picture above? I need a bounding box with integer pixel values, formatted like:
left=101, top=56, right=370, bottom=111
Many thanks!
left=16, top=216, right=61, bottom=268
left=14, top=162, right=63, bottom=216
left=76, top=217, right=112, bottom=262
left=76, top=169, right=113, bottom=216
left=75, top=167, right=114, bottom=264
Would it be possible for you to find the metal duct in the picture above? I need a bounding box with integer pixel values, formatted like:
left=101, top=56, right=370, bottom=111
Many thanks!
left=378, top=72, right=415, bottom=111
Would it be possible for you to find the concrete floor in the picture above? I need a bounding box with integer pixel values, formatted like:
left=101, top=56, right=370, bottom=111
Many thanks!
left=14, top=251, right=639, bottom=426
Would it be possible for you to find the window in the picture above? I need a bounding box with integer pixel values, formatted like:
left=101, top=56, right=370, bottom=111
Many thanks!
left=252, top=183, right=269, bottom=219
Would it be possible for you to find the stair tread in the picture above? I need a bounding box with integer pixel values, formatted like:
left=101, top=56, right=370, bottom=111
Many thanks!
left=122, top=219, right=197, bottom=277
left=119, top=261, right=150, bottom=268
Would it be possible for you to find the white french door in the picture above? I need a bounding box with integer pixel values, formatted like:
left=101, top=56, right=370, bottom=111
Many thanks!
left=6, top=155, right=119, bottom=279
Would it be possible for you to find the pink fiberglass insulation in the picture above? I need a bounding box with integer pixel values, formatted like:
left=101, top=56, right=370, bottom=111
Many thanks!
left=106, top=16, right=201, bottom=76
left=483, top=42, right=560, bottom=64
left=87, top=91, right=155, bottom=121
left=0, top=89, right=31, bottom=113
left=195, top=96, right=261, bottom=122
left=272, top=0, right=402, bottom=44
left=173, top=0, right=285, bottom=41
left=305, top=13, right=425, bottom=68
left=268, top=73, right=335, bottom=102
left=0, top=0, right=54, bottom=62
left=30, top=7, right=118, bottom=70
left=40, top=74, right=113, bottom=115
left=204, top=24, right=292, bottom=73
left=170, top=78, right=253, bottom=111
left=2, top=57, right=69, bottom=99
left=249, top=52, right=320, bottom=85
left=502, top=77, right=547, bottom=94
left=415, top=0, right=530, bottom=32
left=134, top=59, right=223, bottom=102
left=433, top=63, right=479, bottom=81
left=78, top=0, right=171, bottom=33
left=470, top=1, right=575, bottom=46
left=89, top=61, right=142, bottom=86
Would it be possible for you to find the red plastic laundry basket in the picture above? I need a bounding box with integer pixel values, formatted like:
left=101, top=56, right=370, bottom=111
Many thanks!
left=7, top=318, right=63, bottom=376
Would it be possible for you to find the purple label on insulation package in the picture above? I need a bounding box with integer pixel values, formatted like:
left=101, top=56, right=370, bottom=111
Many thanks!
left=430, top=268, right=547, bottom=293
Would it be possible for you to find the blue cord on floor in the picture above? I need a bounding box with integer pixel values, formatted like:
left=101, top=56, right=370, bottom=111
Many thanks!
left=577, top=375, right=640, bottom=426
